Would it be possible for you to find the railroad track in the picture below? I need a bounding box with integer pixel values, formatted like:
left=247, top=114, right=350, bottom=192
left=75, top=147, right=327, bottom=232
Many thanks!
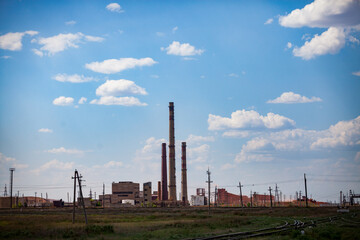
left=186, top=216, right=341, bottom=240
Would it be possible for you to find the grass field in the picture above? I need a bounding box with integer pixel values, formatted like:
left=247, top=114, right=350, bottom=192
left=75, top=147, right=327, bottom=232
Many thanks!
left=0, top=207, right=359, bottom=239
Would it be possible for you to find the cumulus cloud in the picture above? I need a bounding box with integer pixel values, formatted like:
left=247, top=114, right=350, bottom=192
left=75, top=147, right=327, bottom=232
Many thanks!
left=161, top=41, right=204, bottom=56
left=133, top=137, right=166, bottom=173
left=279, top=0, right=360, bottom=28
left=188, top=144, right=210, bottom=164
left=78, top=97, right=87, bottom=104
left=279, top=0, right=360, bottom=60
left=0, top=31, right=38, bottom=51
left=85, top=57, right=157, bottom=74
left=32, top=32, right=104, bottom=56
left=293, top=27, right=346, bottom=60
left=106, top=3, right=124, bottom=13
left=32, top=48, right=43, bottom=57
left=90, top=96, right=147, bottom=106
left=53, top=73, right=95, bottom=83
left=311, top=116, right=360, bottom=149
left=172, top=26, right=178, bottom=33
left=234, top=116, right=360, bottom=163
left=208, top=109, right=295, bottom=131
left=38, top=128, right=53, bottom=133
left=46, top=147, right=84, bottom=155
left=95, top=79, right=147, bottom=96
left=267, top=91, right=322, bottom=104
left=264, top=18, right=273, bottom=25
left=52, top=96, right=74, bottom=106
left=32, top=159, right=74, bottom=175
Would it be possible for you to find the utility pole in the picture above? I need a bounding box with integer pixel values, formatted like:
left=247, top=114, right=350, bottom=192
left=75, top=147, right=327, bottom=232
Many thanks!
left=268, top=187, right=272, bottom=208
left=72, top=170, right=87, bottom=224
left=4, top=184, right=7, bottom=197
left=214, top=186, right=217, bottom=207
left=250, top=190, right=253, bottom=207
left=237, top=181, right=243, bottom=207
left=299, top=191, right=302, bottom=207
left=9, top=168, right=15, bottom=208
left=89, top=188, right=92, bottom=199
left=206, top=168, right=213, bottom=214
left=304, top=173, right=308, bottom=208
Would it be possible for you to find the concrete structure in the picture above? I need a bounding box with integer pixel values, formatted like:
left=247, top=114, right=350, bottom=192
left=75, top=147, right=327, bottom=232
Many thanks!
left=197, top=188, right=205, bottom=196
left=168, top=102, right=176, bottom=201
left=143, top=182, right=152, bottom=205
left=181, top=142, right=188, bottom=204
left=161, top=143, right=168, bottom=200
left=157, top=181, right=161, bottom=200
left=111, top=181, right=140, bottom=205
left=190, top=195, right=205, bottom=206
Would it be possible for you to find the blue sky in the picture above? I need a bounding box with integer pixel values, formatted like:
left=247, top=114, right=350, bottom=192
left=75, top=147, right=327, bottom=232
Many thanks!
left=1, top=0, right=359, bottom=203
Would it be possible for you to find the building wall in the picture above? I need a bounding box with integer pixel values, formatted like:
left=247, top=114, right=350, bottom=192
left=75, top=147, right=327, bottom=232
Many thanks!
left=111, top=182, right=140, bottom=205
left=143, top=182, right=152, bottom=205
left=190, top=195, right=205, bottom=206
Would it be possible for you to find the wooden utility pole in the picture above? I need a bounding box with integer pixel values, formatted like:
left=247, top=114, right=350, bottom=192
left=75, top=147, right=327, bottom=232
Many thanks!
left=206, top=168, right=213, bottom=214
left=72, top=171, right=76, bottom=223
left=304, top=173, right=308, bottom=208
left=237, top=182, right=243, bottom=207
left=268, top=187, right=272, bottom=208
left=77, top=172, right=88, bottom=224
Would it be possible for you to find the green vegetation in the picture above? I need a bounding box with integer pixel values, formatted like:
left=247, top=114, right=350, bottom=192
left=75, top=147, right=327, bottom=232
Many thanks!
left=0, top=207, right=358, bottom=239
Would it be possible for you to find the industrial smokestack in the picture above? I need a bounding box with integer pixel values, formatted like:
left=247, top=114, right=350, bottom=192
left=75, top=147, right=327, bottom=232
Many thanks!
left=168, top=102, right=176, bottom=201
left=181, top=142, right=188, bottom=205
left=161, top=143, right=168, bottom=201
left=157, top=181, right=161, bottom=201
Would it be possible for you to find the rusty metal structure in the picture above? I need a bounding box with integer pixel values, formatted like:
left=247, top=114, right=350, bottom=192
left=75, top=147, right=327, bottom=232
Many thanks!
left=161, top=143, right=168, bottom=201
left=168, top=102, right=177, bottom=201
left=181, top=142, right=188, bottom=204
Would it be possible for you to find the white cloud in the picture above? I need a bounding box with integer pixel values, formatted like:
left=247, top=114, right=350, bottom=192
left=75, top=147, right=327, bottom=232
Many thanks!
left=12, top=163, right=29, bottom=169
left=188, top=144, right=210, bottom=164
left=78, top=97, right=87, bottom=104
left=279, top=0, right=360, bottom=60
left=106, top=3, right=124, bottom=13
left=222, top=130, right=251, bottom=138
left=32, top=32, right=104, bottom=56
left=208, top=109, right=295, bottom=131
left=349, top=35, right=360, bottom=44
left=90, top=96, right=147, bottom=106
left=352, top=71, right=360, bottom=76
left=264, top=18, right=273, bottom=25
left=279, top=0, right=360, bottom=28
left=311, top=116, right=360, bottom=149
left=186, top=134, right=215, bottom=144
left=104, top=161, right=123, bottom=168
left=234, top=115, right=360, bottom=163
left=172, top=26, right=178, bottom=33
left=1, top=55, right=11, bottom=59
left=133, top=137, right=165, bottom=173
left=53, top=73, right=95, bottom=83
left=220, top=163, right=235, bottom=170
left=32, top=159, right=74, bottom=175
left=293, top=27, right=346, bottom=60
left=267, top=91, right=322, bottom=104
left=46, top=147, right=85, bottom=155
left=32, top=48, right=43, bottom=57
left=85, top=57, right=157, bottom=74
left=65, top=20, right=76, bottom=25
left=286, top=42, right=293, bottom=49
left=0, top=31, right=38, bottom=51
left=95, top=79, right=147, bottom=96
left=161, top=41, right=204, bottom=56
left=228, top=73, right=239, bottom=78
left=38, top=128, right=53, bottom=133
left=52, top=96, right=74, bottom=106
left=84, top=35, right=104, bottom=42
left=0, top=152, right=16, bottom=163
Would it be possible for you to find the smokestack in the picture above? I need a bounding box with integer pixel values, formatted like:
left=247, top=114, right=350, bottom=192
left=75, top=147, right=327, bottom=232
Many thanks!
left=161, top=143, right=168, bottom=201
left=168, top=102, right=176, bottom=201
left=181, top=142, right=188, bottom=205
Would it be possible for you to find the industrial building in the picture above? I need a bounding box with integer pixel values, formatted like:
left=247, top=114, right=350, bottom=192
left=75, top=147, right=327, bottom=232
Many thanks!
left=143, top=182, right=152, bottom=205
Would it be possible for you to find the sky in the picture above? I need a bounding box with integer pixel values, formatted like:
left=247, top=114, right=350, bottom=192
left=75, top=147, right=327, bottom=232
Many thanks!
left=0, top=0, right=359, bottom=203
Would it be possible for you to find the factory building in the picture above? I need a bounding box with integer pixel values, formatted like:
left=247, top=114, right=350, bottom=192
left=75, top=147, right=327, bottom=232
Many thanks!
left=143, top=182, right=152, bottom=205
left=100, top=181, right=141, bottom=206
